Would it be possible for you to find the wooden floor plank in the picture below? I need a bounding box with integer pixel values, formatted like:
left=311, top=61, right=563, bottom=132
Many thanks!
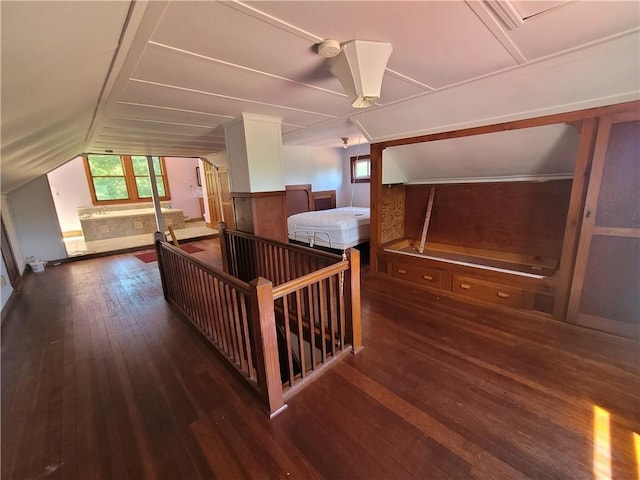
left=2, top=238, right=638, bottom=480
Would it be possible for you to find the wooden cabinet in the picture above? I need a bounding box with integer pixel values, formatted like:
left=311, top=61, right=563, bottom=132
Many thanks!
left=566, top=112, right=640, bottom=338
left=370, top=102, right=639, bottom=330
left=390, top=261, right=448, bottom=289
left=451, top=275, right=531, bottom=310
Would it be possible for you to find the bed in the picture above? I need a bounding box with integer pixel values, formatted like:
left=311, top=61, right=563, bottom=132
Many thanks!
left=285, top=184, right=370, bottom=250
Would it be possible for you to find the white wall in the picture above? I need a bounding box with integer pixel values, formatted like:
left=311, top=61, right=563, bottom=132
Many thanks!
left=164, top=157, right=201, bottom=219
left=7, top=176, right=67, bottom=262
left=280, top=144, right=371, bottom=207
left=47, top=156, right=92, bottom=232
left=202, top=145, right=369, bottom=216
left=341, top=144, right=371, bottom=208
left=225, top=113, right=285, bottom=193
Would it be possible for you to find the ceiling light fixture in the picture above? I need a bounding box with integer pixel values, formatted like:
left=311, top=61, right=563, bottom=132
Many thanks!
left=319, top=39, right=393, bottom=109
left=341, top=137, right=349, bottom=149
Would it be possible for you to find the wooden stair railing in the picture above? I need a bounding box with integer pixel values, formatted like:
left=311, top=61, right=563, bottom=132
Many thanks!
left=219, top=224, right=362, bottom=392
left=156, top=226, right=362, bottom=418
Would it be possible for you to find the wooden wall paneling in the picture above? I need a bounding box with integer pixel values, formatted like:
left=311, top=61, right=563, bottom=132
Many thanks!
left=566, top=112, right=640, bottom=338
left=251, top=192, right=287, bottom=242
left=553, top=118, right=598, bottom=320
left=380, top=184, right=405, bottom=244
left=285, top=184, right=313, bottom=217
left=311, top=191, right=336, bottom=211
left=233, top=190, right=287, bottom=241
left=403, top=181, right=572, bottom=259
left=232, top=194, right=255, bottom=234
left=370, top=143, right=383, bottom=274
left=371, top=101, right=639, bottom=325
left=404, top=185, right=431, bottom=243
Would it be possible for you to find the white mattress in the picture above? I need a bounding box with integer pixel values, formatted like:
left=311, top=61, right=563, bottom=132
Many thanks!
left=287, top=207, right=370, bottom=250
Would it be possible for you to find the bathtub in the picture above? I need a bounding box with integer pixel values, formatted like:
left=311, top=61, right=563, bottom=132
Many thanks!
left=79, top=207, right=185, bottom=241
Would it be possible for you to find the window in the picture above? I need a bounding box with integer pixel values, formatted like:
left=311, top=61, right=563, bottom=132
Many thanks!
left=84, top=155, right=170, bottom=204
left=350, top=154, right=371, bottom=183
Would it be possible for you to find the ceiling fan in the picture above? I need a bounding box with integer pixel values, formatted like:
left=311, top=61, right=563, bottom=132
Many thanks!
left=314, top=39, right=393, bottom=108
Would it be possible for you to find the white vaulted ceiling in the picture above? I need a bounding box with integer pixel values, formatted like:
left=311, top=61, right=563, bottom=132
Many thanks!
left=1, top=1, right=639, bottom=192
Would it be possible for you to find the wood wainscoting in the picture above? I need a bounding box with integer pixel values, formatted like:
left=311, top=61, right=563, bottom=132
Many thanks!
left=232, top=191, right=288, bottom=242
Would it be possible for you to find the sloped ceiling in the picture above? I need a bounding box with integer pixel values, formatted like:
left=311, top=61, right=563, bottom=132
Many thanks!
left=1, top=0, right=639, bottom=193
left=384, top=123, right=580, bottom=184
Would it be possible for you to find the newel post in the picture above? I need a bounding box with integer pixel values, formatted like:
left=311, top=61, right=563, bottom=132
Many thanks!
left=154, top=231, right=169, bottom=300
left=249, top=277, right=287, bottom=418
left=344, top=248, right=363, bottom=353
left=217, top=222, right=230, bottom=274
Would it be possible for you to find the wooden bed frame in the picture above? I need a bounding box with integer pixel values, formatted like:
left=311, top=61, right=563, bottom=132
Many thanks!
left=285, top=184, right=336, bottom=217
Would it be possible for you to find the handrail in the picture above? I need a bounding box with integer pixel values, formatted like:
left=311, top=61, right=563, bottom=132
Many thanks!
left=220, top=224, right=342, bottom=263
left=158, top=241, right=251, bottom=293
left=271, top=261, right=348, bottom=299
left=156, top=240, right=259, bottom=389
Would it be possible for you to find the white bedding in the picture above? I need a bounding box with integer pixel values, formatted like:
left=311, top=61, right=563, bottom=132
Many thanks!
left=287, top=207, right=370, bottom=250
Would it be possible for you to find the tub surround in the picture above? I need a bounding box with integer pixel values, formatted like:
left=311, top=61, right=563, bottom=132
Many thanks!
left=78, top=203, right=185, bottom=241
left=77, top=202, right=173, bottom=217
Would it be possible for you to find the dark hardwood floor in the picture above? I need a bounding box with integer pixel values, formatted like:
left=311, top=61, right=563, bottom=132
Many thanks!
left=2, top=238, right=638, bottom=479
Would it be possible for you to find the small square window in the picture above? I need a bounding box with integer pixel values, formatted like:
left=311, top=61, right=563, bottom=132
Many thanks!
left=350, top=155, right=370, bottom=183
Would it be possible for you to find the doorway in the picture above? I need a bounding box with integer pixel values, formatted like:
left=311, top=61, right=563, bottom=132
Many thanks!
left=202, top=162, right=234, bottom=229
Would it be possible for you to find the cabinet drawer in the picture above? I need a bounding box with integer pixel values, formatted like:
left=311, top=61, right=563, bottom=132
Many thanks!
left=452, top=275, right=527, bottom=309
left=391, top=262, right=443, bottom=288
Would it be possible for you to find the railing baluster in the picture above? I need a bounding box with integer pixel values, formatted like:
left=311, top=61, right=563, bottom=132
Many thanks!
left=328, top=276, right=337, bottom=356
left=282, top=296, right=295, bottom=387
left=224, top=283, right=239, bottom=364
left=295, top=289, right=306, bottom=377
left=239, top=293, right=255, bottom=380
left=319, top=279, right=327, bottom=363
left=202, top=273, right=215, bottom=342
left=307, top=285, right=316, bottom=371
left=217, top=278, right=229, bottom=351
left=231, top=288, right=247, bottom=373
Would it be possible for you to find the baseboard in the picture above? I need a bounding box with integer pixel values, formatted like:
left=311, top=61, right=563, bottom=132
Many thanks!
left=186, top=217, right=204, bottom=223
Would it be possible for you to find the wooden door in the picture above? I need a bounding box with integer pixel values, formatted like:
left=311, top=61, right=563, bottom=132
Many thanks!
left=217, top=166, right=235, bottom=230
left=566, top=112, right=640, bottom=338
left=1, top=216, right=22, bottom=289
left=202, top=161, right=221, bottom=228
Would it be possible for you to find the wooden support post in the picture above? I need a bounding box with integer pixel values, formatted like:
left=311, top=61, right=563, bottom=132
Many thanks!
left=418, top=187, right=436, bottom=254
left=249, top=277, right=287, bottom=418
left=217, top=222, right=230, bottom=274
left=344, top=248, right=363, bottom=353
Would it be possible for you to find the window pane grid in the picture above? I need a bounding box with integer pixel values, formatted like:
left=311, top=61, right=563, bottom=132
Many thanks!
left=85, top=155, right=170, bottom=205
left=350, top=154, right=371, bottom=183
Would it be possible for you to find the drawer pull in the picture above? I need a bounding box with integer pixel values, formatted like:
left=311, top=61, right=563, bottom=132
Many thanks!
left=497, top=292, right=510, bottom=299
left=397, top=269, right=407, bottom=274
left=422, top=275, right=434, bottom=281
left=459, top=283, right=472, bottom=290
